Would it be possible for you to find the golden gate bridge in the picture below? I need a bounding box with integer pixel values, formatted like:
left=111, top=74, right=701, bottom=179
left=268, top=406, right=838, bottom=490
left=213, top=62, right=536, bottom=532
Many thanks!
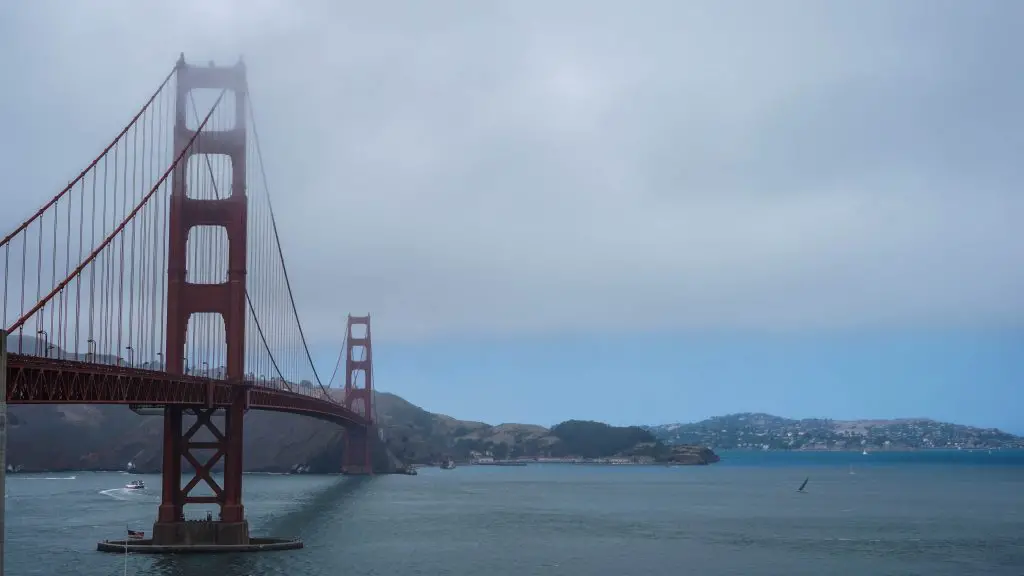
left=0, top=54, right=376, bottom=551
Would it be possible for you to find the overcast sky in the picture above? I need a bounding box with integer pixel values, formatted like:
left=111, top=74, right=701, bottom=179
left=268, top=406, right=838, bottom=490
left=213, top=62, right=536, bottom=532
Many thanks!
left=2, top=1, right=1022, bottom=345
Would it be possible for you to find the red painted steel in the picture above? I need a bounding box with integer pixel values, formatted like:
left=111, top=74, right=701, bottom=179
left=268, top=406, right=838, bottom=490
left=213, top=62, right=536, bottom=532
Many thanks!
left=342, top=315, right=375, bottom=474
left=3, top=354, right=368, bottom=426
left=161, top=55, right=250, bottom=526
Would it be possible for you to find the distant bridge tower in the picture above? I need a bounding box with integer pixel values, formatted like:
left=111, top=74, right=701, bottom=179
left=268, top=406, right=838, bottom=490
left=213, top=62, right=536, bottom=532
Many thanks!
left=342, top=315, right=374, bottom=474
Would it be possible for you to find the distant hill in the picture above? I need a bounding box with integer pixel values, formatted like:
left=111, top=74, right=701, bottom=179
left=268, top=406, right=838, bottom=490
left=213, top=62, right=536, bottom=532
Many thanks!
left=374, top=401, right=718, bottom=465
left=2, top=389, right=719, bottom=472
left=646, top=412, right=1024, bottom=451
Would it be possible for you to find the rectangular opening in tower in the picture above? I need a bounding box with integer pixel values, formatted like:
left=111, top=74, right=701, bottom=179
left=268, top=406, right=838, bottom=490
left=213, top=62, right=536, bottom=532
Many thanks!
left=349, top=343, right=367, bottom=363
left=346, top=395, right=368, bottom=418
left=186, top=226, right=229, bottom=285
left=185, top=88, right=237, bottom=132
left=349, top=323, right=367, bottom=340
left=346, top=365, right=369, bottom=418
left=348, top=365, right=368, bottom=386
left=185, top=154, right=234, bottom=200
left=184, top=312, right=227, bottom=379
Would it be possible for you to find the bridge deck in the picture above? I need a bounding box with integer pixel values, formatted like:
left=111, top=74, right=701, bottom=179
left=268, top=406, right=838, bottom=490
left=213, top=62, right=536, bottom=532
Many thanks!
left=4, top=354, right=365, bottom=428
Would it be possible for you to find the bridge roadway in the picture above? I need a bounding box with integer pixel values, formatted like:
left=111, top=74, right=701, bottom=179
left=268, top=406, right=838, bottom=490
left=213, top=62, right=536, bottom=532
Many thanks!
left=4, top=353, right=367, bottom=427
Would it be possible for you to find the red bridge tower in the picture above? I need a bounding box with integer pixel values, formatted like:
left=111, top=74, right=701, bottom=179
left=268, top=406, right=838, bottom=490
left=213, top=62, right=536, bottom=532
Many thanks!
left=342, top=315, right=375, bottom=474
left=153, top=55, right=251, bottom=546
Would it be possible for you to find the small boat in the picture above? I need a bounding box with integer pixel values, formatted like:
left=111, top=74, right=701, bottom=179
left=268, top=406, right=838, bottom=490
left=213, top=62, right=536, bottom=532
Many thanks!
left=796, top=476, right=809, bottom=493
left=124, top=480, right=145, bottom=490
left=440, top=457, right=456, bottom=470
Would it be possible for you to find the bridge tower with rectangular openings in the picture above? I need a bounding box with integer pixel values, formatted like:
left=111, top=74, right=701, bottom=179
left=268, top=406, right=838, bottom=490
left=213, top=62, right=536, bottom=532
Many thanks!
left=153, top=54, right=251, bottom=546
left=342, top=315, right=374, bottom=474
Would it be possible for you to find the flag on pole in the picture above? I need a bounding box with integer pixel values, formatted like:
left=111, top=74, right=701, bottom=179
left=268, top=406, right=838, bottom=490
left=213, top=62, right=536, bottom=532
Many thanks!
left=124, top=526, right=137, bottom=576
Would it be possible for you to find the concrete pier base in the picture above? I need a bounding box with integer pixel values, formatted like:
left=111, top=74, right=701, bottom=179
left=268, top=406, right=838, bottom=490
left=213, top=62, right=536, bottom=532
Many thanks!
left=96, top=519, right=301, bottom=554
left=96, top=537, right=302, bottom=554
left=151, top=519, right=250, bottom=546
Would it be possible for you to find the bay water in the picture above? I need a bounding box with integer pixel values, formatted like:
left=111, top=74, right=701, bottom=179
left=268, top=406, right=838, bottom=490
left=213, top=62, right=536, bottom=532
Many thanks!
left=6, top=450, right=1023, bottom=575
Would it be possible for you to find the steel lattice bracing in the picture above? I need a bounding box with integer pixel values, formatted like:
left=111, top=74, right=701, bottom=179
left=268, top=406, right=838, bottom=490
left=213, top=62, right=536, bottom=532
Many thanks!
left=0, top=54, right=375, bottom=546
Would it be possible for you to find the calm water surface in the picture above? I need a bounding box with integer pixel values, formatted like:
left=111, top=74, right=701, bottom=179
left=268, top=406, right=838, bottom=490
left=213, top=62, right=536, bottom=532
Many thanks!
left=6, top=451, right=1024, bottom=575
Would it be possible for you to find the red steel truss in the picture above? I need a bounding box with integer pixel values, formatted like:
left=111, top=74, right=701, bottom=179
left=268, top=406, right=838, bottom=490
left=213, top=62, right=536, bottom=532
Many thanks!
left=4, top=354, right=367, bottom=427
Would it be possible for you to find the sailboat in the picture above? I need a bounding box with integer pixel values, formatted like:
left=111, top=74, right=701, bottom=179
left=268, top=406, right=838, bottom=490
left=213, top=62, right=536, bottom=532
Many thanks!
left=797, top=476, right=809, bottom=493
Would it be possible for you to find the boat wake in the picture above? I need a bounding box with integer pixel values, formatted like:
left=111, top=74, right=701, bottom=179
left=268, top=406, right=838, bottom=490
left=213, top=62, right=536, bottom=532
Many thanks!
left=11, top=475, right=77, bottom=481
left=99, top=487, right=149, bottom=501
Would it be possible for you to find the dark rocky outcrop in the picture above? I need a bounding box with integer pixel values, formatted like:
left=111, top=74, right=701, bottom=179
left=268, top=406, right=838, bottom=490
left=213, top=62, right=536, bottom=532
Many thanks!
left=658, top=444, right=721, bottom=465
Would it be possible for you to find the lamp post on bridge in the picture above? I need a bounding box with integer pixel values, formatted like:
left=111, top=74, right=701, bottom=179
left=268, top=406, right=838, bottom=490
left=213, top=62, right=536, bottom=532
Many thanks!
left=86, top=338, right=95, bottom=363
left=125, top=346, right=134, bottom=368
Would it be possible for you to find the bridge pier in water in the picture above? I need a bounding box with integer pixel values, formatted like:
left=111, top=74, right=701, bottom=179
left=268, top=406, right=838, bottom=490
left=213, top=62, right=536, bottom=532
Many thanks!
left=152, top=397, right=250, bottom=546
left=343, top=426, right=373, bottom=475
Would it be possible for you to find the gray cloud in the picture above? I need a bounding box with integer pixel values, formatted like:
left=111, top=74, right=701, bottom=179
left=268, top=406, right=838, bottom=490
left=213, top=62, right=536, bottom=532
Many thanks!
left=2, top=1, right=1021, bottom=343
